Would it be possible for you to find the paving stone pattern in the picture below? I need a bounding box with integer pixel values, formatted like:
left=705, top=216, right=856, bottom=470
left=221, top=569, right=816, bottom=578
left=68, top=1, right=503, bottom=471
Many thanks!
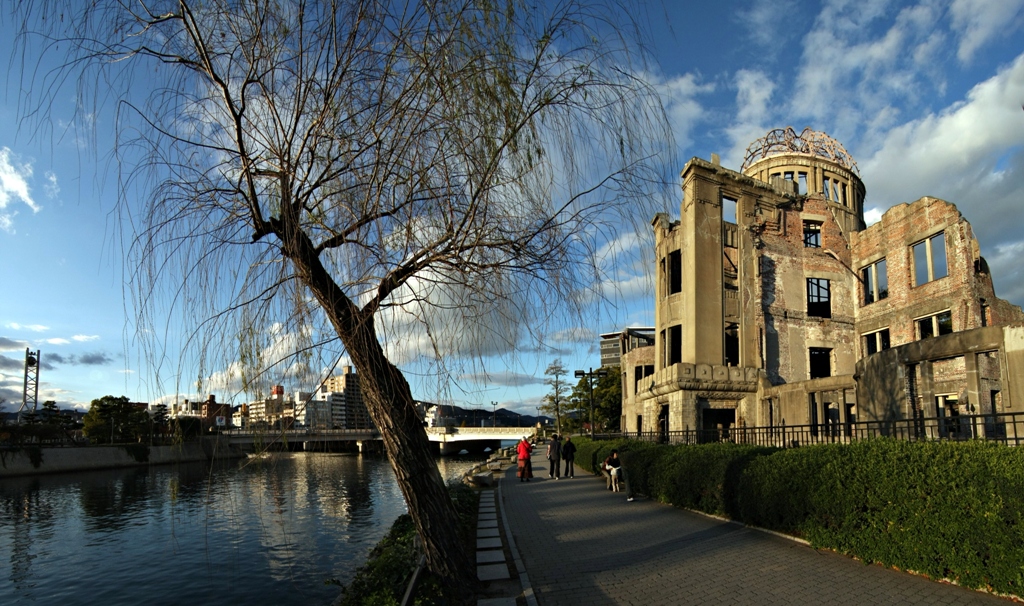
left=502, top=458, right=1011, bottom=605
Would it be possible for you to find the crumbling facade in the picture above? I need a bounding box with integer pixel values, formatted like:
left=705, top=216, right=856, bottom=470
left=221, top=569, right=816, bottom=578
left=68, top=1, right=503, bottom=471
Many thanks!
left=622, top=127, right=1024, bottom=439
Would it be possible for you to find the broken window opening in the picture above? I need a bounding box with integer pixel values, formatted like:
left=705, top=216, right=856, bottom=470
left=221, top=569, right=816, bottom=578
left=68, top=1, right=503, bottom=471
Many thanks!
left=659, top=257, right=666, bottom=298
left=798, top=172, right=808, bottom=194
left=803, top=221, right=822, bottom=248
left=861, top=258, right=888, bottom=305
left=724, top=322, right=739, bottom=366
left=809, top=347, right=832, bottom=379
left=668, top=325, right=682, bottom=366
left=668, top=249, right=682, bottom=295
left=807, top=278, right=831, bottom=318
left=722, top=196, right=737, bottom=224
left=917, top=310, right=953, bottom=339
left=913, top=232, right=948, bottom=286
left=864, top=328, right=891, bottom=356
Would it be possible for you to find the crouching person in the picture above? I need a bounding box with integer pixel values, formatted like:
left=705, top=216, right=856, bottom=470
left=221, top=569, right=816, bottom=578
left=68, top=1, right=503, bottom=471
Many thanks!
left=602, top=449, right=634, bottom=502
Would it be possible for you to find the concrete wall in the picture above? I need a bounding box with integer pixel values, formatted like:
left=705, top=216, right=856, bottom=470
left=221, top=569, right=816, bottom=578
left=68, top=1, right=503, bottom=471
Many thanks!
left=0, top=439, right=242, bottom=478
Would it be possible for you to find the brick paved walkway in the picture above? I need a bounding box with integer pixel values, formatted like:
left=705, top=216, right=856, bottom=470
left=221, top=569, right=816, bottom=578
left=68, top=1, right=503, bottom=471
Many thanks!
left=500, top=458, right=1011, bottom=605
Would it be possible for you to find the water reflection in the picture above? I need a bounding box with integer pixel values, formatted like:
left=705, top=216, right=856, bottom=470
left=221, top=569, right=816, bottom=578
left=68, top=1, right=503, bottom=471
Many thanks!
left=78, top=468, right=153, bottom=532
left=0, top=452, right=484, bottom=606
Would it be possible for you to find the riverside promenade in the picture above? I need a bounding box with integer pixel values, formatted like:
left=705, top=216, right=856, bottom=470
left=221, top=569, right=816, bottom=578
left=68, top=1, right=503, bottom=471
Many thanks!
left=496, top=457, right=1011, bottom=606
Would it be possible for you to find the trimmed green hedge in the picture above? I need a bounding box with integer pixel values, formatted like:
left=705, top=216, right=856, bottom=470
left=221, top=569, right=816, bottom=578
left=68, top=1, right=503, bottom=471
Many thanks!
left=741, top=440, right=1024, bottom=595
left=573, top=437, right=1024, bottom=597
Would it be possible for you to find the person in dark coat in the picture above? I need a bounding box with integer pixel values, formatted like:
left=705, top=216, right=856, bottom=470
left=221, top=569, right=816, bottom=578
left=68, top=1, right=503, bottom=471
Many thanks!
left=561, top=435, right=577, bottom=478
left=546, top=434, right=562, bottom=479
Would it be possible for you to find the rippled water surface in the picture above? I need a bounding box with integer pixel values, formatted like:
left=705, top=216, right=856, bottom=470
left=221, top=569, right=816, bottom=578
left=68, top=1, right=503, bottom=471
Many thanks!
left=0, top=452, right=483, bottom=605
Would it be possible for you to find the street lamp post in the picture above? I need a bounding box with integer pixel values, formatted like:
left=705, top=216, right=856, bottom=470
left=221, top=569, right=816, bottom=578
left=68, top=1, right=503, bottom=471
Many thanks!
left=491, top=401, right=497, bottom=428
left=575, top=367, right=609, bottom=439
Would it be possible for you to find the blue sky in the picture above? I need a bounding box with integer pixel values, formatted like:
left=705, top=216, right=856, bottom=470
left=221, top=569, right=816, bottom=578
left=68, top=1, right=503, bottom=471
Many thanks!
left=1, top=0, right=1023, bottom=414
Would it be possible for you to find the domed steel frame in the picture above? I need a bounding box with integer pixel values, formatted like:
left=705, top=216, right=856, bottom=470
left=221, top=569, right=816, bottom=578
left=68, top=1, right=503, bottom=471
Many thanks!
left=742, top=127, right=859, bottom=175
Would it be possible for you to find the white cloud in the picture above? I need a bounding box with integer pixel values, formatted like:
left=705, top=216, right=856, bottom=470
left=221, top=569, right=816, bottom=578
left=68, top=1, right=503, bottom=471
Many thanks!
left=985, top=240, right=1024, bottom=307
left=43, top=338, right=70, bottom=345
left=652, top=72, right=714, bottom=152
left=864, top=207, right=884, bottom=226
left=597, top=273, right=653, bottom=303
left=43, top=171, right=60, bottom=199
left=737, top=0, right=800, bottom=50
left=860, top=51, right=1024, bottom=306
left=458, top=370, right=545, bottom=387
left=72, top=335, right=100, bottom=342
left=7, top=323, right=49, bottom=332
left=724, top=70, right=776, bottom=168
left=790, top=0, right=947, bottom=141
left=0, top=147, right=41, bottom=233
left=950, top=0, right=1024, bottom=63
left=860, top=52, right=1024, bottom=208
left=548, top=327, right=597, bottom=344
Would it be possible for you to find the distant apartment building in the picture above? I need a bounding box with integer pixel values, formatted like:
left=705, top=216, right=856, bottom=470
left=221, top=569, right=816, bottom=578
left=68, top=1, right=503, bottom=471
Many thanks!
left=599, top=327, right=654, bottom=368
left=621, top=127, right=1024, bottom=439
left=200, top=394, right=232, bottom=429
left=247, top=385, right=293, bottom=427
left=321, top=365, right=372, bottom=429
left=232, top=404, right=249, bottom=429
left=230, top=367, right=372, bottom=430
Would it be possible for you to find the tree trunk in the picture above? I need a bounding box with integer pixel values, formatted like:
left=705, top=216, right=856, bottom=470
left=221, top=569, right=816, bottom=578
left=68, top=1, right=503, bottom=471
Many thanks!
left=345, top=320, right=477, bottom=597
left=282, top=231, right=477, bottom=603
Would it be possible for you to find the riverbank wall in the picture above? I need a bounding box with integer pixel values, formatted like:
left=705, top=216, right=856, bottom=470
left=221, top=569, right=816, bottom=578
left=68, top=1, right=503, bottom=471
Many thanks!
left=0, top=437, right=245, bottom=477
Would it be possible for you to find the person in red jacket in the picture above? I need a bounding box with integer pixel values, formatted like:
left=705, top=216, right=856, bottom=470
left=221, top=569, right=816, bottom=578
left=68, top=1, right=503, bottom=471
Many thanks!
left=516, top=437, right=534, bottom=482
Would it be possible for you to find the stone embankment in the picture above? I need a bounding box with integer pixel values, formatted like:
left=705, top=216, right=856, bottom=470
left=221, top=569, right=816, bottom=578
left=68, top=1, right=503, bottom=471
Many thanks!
left=462, top=446, right=517, bottom=488
left=0, top=437, right=245, bottom=477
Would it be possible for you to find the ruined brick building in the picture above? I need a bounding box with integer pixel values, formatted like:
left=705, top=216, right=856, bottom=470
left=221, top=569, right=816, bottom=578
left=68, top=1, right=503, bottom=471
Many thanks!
left=621, top=127, right=1024, bottom=439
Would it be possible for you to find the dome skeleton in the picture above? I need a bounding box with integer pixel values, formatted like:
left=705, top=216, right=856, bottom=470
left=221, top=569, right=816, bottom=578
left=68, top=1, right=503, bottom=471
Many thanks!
left=742, top=127, right=860, bottom=175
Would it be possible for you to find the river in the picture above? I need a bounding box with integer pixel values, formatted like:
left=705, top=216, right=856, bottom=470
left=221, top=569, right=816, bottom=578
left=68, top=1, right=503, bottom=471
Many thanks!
left=0, top=451, right=486, bottom=605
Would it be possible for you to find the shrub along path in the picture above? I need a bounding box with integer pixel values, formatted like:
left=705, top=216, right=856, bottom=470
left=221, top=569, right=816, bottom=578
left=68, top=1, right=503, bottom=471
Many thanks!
left=500, top=457, right=1010, bottom=605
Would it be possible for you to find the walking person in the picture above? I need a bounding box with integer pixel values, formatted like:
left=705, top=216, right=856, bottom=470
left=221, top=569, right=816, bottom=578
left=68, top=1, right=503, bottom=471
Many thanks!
left=546, top=434, right=562, bottom=479
left=561, top=435, right=577, bottom=478
left=517, top=436, right=534, bottom=482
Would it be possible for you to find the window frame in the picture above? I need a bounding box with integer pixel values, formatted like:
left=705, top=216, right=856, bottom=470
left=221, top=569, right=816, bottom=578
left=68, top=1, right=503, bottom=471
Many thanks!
left=863, top=328, right=891, bottom=356
left=916, top=310, right=953, bottom=339
left=806, top=277, right=832, bottom=319
left=803, top=221, right=822, bottom=248
left=860, top=258, right=888, bottom=305
left=912, top=232, right=949, bottom=286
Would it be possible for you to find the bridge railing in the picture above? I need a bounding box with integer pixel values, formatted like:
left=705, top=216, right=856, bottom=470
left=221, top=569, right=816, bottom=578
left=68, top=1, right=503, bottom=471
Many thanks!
left=222, top=427, right=380, bottom=438
left=424, top=426, right=535, bottom=436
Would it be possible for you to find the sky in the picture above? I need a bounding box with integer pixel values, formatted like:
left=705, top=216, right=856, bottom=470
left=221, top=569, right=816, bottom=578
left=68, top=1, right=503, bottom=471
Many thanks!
left=1, top=0, right=1023, bottom=415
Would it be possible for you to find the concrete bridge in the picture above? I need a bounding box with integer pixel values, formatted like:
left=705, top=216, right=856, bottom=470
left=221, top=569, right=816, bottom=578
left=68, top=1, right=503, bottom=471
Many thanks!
left=221, top=426, right=535, bottom=455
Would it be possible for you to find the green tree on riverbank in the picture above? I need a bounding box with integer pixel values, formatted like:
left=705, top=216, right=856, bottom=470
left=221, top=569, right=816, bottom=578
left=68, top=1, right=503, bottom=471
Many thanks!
left=83, top=396, right=149, bottom=444
left=570, top=365, right=621, bottom=432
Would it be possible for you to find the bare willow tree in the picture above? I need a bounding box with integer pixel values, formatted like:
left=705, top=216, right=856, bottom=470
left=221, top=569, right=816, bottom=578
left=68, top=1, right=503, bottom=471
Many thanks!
left=543, top=359, right=570, bottom=434
left=13, top=0, right=670, bottom=597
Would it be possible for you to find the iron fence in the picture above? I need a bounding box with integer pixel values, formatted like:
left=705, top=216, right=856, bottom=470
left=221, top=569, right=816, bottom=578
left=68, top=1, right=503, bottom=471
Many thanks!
left=615, top=411, right=1024, bottom=449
